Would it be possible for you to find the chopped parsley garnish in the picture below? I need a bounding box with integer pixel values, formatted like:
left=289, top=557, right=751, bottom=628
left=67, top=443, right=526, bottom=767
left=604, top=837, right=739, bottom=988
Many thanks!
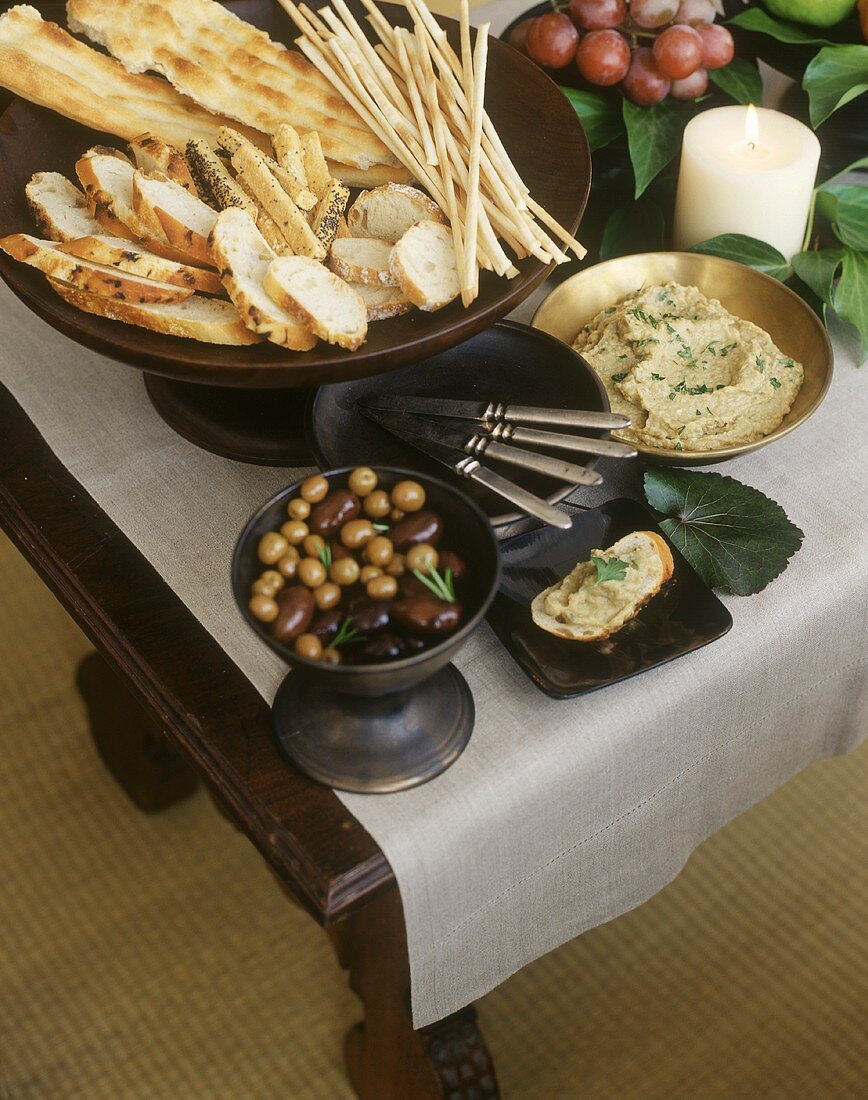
left=781, top=358, right=795, bottom=368
left=677, top=347, right=694, bottom=359
left=617, top=353, right=628, bottom=359
left=674, top=442, right=683, bottom=451
left=720, top=343, right=736, bottom=357
left=755, top=355, right=765, bottom=372
left=611, top=372, right=627, bottom=383
left=687, top=383, right=714, bottom=395
left=696, top=409, right=702, bottom=416
left=629, top=307, right=659, bottom=328
left=604, top=306, right=616, bottom=314
left=677, top=425, right=686, bottom=435
left=592, top=555, right=630, bottom=585
left=770, top=376, right=781, bottom=388
left=707, top=406, right=713, bottom=416
left=634, top=338, right=660, bottom=347
left=651, top=372, right=664, bottom=381
left=703, top=342, right=718, bottom=356
left=665, top=323, right=678, bottom=336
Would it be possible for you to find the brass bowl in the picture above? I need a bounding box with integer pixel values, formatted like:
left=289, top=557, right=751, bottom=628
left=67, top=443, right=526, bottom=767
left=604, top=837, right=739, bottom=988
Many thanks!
left=532, top=252, right=833, bottom=466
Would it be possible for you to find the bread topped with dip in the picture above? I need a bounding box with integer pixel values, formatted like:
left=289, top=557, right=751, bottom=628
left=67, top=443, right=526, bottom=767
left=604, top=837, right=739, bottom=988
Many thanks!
left=531, top=531, right=674, bottom=642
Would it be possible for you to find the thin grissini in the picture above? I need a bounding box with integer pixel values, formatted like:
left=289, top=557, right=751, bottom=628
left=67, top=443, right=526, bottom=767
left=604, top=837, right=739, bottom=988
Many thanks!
left=461, top=14, right=486, bottom=304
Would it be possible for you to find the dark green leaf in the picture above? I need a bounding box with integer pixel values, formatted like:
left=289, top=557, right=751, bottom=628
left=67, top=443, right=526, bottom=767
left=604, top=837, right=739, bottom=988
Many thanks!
left=727, top=8, right=837, bottom=47
left=832, top=249, right=868, bottom=362
left=790, top=248, right=844, bottom=303
left=560, top=86, right=623, bottom=152
left=643, top=468, right=804, bottom=595
left=623, top=98, right=695, bottom=199
left=708, top=58, right=763, bottom=106
left=688, top=234, right=789, bottom=281
left=592, top=555, right=630, bottom=585
left=818, top=155, right=868, bottom=189
left=599, top=199, right=665, bottom=260
left=814, top=184, right=868, bottom=250
left=803, top=46, right=868, bottom=128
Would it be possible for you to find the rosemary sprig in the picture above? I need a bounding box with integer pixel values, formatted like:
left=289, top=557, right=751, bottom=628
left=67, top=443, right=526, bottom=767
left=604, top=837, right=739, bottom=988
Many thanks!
left=372, top=523, right=390, bottom=532
left=413, top=564, right=456, bottom=603
left=332, top=616, right=364, bottom=648
left=317, top=541, right=333, bottom=569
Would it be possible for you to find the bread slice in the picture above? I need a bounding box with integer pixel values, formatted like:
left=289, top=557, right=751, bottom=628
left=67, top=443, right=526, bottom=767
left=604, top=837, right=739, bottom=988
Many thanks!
left=328, top=237, right=397, bottom=287
left=531, top=531, right=675, bottom=642
left=264, top=256, right=367, bottom=352
left=128, top=132, right=196, bottom=192
left=209, top=208, right=317, bottom=351
left=132, top=172, right=218, bottom=266
left=48, top=277, right=261, bottom=344
left=57, top=235, right=224, bottom=296
left=231, top=143, right=325, bottom=261
left=25, top=172, right=103, bottom=242
left=354, top=283, right=413, bottom=322
left=311, top=180, right=350, bottom=250
left=389, top=221, right=460, bottom=312
left=0, top=234, right=194, bottom=304
left=347, top=183, right=445, bottom=242
left=185, top=139, right=257, bottom=217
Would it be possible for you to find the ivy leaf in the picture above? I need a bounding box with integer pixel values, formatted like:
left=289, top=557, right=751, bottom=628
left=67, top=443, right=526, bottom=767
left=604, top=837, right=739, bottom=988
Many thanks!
left=790, top=248, right=844, bottom=303
left=600, top=199, right=665, bottom=260
left=688, top=234, right=789, bottom=281
left=644, top=468, right=804, bottom=595
left=814, top=185, right=868, bottom=251
left=623, top=98, right=696, bottom=199
left=592, top=555, right=630, bottom=585
left=832, top=249, right=868, bottom=362
left=708, top=58, right=763, bottom=105
left=726, top=8, right=837, bottom=47
left=560, top=86, right=623, bottom=152
left=803, top=46, right=868, bottom=128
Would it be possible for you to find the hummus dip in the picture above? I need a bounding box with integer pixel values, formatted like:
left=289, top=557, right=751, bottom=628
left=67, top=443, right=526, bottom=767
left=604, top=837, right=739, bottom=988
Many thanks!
left=572, top=282, right=804, bottom=452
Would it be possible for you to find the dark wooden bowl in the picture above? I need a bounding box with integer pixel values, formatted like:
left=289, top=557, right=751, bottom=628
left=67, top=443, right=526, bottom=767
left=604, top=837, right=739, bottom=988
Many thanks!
left=0, top=0, right=590, bottom=390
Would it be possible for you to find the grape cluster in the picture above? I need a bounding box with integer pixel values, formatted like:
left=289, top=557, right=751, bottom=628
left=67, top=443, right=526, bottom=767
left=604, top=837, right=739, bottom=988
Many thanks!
left=510, top=0, right=735, bottom=105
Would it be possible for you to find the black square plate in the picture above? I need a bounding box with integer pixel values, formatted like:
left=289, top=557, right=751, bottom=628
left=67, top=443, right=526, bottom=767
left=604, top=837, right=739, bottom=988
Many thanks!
left=486, top=498, right=733, bottom=699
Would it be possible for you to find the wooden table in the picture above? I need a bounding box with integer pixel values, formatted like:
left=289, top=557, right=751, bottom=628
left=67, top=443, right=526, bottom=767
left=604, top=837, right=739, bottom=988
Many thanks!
left=0, top=380, right=499, bottom=1097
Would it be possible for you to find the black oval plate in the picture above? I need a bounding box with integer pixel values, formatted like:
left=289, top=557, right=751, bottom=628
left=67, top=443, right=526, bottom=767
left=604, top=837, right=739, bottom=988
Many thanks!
left=306, top=321, right=611, bottom=530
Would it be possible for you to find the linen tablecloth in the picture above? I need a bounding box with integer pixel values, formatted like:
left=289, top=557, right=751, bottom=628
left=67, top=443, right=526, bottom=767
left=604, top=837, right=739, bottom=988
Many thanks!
left=2, top=1, right=867, bottom=1028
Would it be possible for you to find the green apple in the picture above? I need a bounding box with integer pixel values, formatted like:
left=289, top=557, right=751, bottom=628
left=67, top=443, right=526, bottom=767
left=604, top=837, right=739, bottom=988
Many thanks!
left=763, top=0, right=857, bottom=26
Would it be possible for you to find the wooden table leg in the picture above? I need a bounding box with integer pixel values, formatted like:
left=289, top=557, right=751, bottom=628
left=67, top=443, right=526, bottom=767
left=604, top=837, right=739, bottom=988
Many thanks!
left=329, top=888, right=500, bottom=1100
left=76, top=651, right=198, bottom=812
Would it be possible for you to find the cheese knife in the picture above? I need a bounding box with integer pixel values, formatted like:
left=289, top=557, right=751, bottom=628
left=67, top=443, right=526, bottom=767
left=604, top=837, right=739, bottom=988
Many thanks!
left=359, top=394, right=631, bottom=432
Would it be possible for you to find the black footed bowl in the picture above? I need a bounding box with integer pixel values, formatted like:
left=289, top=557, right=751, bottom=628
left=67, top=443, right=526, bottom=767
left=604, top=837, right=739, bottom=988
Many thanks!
left=232, top=467, right=502, bottom=793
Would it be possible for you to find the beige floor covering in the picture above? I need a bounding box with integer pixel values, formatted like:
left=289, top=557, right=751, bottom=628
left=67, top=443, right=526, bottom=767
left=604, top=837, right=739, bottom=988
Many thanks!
left=0, top=529, right=865, bottom=1100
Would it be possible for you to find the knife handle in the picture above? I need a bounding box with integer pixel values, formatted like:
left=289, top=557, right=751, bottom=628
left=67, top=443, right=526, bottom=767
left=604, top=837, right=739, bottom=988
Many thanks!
left=477, top=438, right=602, bottom=487
left=464, top=462, right=573, bottom=530
left=503, top=424, right=637, bottom=460
left=504, top=404, right=631, bottom=431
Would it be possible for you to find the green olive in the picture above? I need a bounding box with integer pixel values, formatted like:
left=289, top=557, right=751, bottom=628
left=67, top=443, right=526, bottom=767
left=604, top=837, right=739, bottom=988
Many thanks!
left=359, top=565, right=383, bottom=584
left=406, top=543, right=439, bottom=573
left=390, top=507, right=405, bottom=523
left=303, top=533, right=326, bottom=559
left=366, top=574, right=398, bottom=600
left=363, top=490, right=391, bottom=519
left=258, top=531, right=288, bottom=565
left=252, top=569, right=284, bottom=597
left=364, top=535, right=394, bottom=567
left=249, top=594, right=279, bottom=622
left=300, top=475, right=329, bottom=503
left=391, top=480, right=426, bottom=512
left=288, top=497, right=311, bottom=520
left=294, top=633, right=323, bottom=660
left=280, top=519, right=309, bottom=545
left=277, top=548, right=301, bottom=579
left=322, top=646, right=342, bottom=666
left=348, top=466, right=378, bottom=497
left=298, top=557, right=327, bottom=588
left=385, top=553, right=405, bottom=577
left=330, top=557, right=360, bottom=586
left=314, top=582, right=342, bottom=611
left=341, top=518, right=375, bottom=549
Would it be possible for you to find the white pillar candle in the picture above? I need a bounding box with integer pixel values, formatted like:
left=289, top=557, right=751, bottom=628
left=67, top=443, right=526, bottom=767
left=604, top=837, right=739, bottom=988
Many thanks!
left=672, top=105, right=821, bottom=261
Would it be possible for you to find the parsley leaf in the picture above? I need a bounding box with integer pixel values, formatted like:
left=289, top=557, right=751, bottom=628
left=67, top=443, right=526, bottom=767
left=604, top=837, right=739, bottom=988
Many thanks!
left=644, top=468, right=803, bottom=594
left=770, top=376, right=781, bottom=388
left=592, top=555, right=631, bottom=585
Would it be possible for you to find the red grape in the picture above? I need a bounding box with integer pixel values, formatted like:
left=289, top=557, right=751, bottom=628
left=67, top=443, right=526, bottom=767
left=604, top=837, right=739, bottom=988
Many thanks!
left=525, top=12, right=580, bottom=69
left=652, top=24, right=704, bottom=79
left=568, top=0, right=627, bottom=30
left=507, top=17, right=534, bottom=54
left=675, top=0, right=715, bottom=24
left=622, top=47, right=671, bottom=105
left=576, top=29, right=631, bottom=85
left=670, top=67, right=709, bottom=99
left=629, top=0, right=679, bottom=29
left=698, top=24, right=735, bottom=69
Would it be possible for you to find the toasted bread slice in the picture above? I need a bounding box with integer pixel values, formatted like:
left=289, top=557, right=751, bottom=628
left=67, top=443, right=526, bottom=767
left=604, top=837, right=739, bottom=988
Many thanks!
left=25, top=172, right=103, bottom=242
left=209, top=208, right=316, bottom=351
left=0, top=234, right=194, bottom=304
left=48, top=277, right=260, bottom=344
left=128, top=132, right=196, bottom=192
left=185, top=140, right=256, bottom=217
left=354, top=283, right=413, bottom=322
left=328, top=237, right=397, bottom=287
left=58, top=235, right=224, bottom=296
left=326, top=161, right=416, bottom=190
left=390, top=221, right=459, bottom=312
left=347, top=183, right=445, bottom=242
left=132, top=172, right=218, bottom=267
left=264, top=256, right=367, bottom=352
left=531, top=531, right=674, bottom=642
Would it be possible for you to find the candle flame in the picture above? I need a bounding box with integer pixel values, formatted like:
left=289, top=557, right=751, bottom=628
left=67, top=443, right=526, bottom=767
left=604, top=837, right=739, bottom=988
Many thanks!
left=745, top=104, right=759, bottom=149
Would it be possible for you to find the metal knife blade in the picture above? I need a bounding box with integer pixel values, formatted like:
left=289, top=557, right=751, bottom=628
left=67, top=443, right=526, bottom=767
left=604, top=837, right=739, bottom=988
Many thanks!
left=491, top=423, right=637, bottom=460
left=360, top=408, right=572, bottom=529
left=360, top=394, right=630, bottom=432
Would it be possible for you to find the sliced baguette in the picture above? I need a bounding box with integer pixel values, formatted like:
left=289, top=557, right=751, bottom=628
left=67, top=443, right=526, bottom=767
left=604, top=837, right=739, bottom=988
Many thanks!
left=389, top=221, right=459, bottom=312
left=185, top=139, right=256, bottom=217
left=57, top=235, right=224, bottom=296
left=328, top=237, right=397, bottom=287
left=25, top=172, right=103, bottom=242
left=128, top=132, right=196, bottom=191
left=531, top=531, right=675, bottom=642
left=48, top=277, right=261, bottom=344
left=0, top=234, right=194, bottom=304
left=347, top=183, right=445, bottom=242
left=132, top=171, right=218, bottom=266
left=209, top=208, right=316, bottom=351
left=354, top=283, right=413, bottom=322
left=264, top=256, right=367, bottom=351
